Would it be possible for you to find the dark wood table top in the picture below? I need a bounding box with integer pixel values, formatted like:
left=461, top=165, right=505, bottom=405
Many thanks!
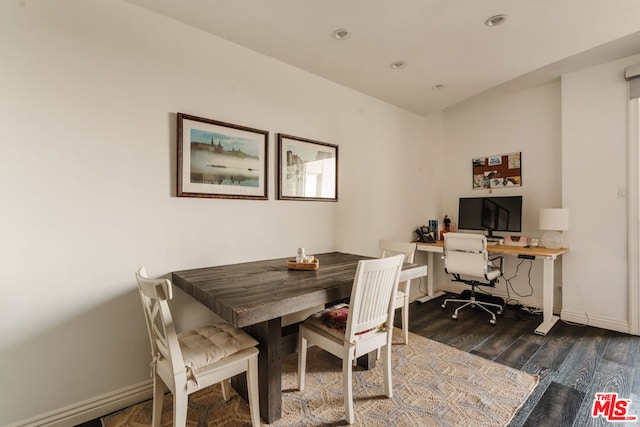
left=172, top=251, right=427, bottom=328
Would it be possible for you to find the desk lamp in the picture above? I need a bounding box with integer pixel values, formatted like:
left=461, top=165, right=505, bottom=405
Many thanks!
left=539, top=208, right=569, bottom=249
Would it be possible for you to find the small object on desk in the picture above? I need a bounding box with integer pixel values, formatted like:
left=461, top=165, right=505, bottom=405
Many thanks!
left=440, top=214, right=452, bottom=240
left=288, top=258, right=319, bottom=270
left=415, top=226, right=435, bottom=243
left=530, top=238, right=539, bottom=247
left=296, top=247, right=306, bottom=263
left=503, top=236, right=528, bottom=247
left=428, top=219, right=439, bottom=241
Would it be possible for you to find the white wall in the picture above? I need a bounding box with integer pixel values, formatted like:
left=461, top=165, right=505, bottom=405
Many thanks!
left=560, top=53, right=640, bottom=332
left=437, top=83, right=563, bottom=306
left=439, top=53, right=640, bottom=333
left=336, top=110, right=445, bottom=256
left=0, top=1, right=442, bottom=425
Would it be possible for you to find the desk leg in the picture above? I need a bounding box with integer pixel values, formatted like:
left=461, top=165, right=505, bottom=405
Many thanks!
left=417, top=251, right=445, bottom=303
left=238, top=318, right=282, bottom=423
left=534, top=257, right=560, bottom=336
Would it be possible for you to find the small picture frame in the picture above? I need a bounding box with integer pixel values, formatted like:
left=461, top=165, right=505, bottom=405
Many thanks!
left=177, top=113, right=268, bottom=199
left=277, top=133, right=338, bottom=201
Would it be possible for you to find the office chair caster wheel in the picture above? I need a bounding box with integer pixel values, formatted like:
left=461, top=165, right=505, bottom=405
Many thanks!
left=451, top=314, right=458, bottom=320
left=441, top=303, right=447, bottom=309
left=490, top=319, right=496, bottom=325
left=497, top=308, right=503, bottom=315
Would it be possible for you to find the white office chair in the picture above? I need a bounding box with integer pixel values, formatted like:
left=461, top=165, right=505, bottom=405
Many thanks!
left=297, top=254, right=404, bottom=425
left=136, top=267, right=261, bottom=426
left=378, top=239, right=417, bottom=345
left=441, top=233, right=504, bottom=325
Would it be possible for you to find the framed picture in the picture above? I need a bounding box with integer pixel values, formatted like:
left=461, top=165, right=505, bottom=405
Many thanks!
left=472, top=151, right=522, bottom=190
left=277, top=133, right=338, bottom=201
left=177, top=113, right=268, bottom=199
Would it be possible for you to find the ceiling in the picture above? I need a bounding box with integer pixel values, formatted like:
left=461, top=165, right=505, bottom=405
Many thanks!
left=125, top=0, right=640, bottom=116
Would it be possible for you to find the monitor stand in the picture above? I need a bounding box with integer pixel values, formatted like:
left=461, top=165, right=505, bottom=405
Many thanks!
left=486, top=231, right=502, bottom=244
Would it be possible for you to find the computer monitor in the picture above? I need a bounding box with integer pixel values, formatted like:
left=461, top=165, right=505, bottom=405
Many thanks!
left=457, top=196, right=522, bottom=238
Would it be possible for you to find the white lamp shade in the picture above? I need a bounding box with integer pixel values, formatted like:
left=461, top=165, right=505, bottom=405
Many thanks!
left=539, top=208, right=569, bottom=231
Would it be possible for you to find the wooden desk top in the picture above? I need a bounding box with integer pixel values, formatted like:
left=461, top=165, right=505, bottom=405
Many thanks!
left=416, top=240, right=568, bottom=258
left=172, top=252, right=427, bottom=328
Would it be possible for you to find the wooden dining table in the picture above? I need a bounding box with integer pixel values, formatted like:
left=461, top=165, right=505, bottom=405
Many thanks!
left=171, top=251, right=427, bottom=423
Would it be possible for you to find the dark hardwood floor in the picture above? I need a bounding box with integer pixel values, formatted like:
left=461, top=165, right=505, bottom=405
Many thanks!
left=77, top=294, right=640, bottom=426
left=408, top=294, right=640, bottom=427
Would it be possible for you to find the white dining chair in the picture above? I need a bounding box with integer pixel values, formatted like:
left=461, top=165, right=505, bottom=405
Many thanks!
left=297, top=254, right=404, bottom=424
left=136, top=267, right=261, bottom=426
left=378, top=239, right=417, bottom=345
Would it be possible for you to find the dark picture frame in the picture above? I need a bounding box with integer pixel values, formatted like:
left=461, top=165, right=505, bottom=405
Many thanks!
left=177, top=113, right=268, bottom=199
left=277, top=133, right=338, bottom=201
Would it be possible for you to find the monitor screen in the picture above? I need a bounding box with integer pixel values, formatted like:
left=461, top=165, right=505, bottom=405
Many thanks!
left=457, top=196, right=522, bottom=236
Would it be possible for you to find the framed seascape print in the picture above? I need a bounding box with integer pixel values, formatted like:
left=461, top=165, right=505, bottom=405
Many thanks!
left=277, top=133, right=338, bottom=201
left=177, top=113, right=268, bottom=199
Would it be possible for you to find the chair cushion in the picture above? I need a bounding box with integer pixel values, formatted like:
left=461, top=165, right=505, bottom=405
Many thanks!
left=322, top=306, right=350, bottom=330
left=303, top=304, right=376, bottom=341
left=178, top=322, right=258, bottom=375
left=304, top=305, right=349, bottom=341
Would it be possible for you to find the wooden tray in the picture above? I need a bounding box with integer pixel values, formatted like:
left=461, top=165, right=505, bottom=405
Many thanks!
left=287, top=258, right=319, bottom=270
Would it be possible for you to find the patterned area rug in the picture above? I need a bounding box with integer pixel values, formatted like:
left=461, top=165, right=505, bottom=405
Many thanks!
left=102, top=332, right=538, bottom=426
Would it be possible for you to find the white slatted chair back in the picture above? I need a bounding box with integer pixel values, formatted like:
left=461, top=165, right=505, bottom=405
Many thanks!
left=297, top=254, right=405, bottom=424
left=345, top=254, right=404, bottom=343
left=378, top=239, right=416, bottom=263
left=378, top=240, right=416, bottom=345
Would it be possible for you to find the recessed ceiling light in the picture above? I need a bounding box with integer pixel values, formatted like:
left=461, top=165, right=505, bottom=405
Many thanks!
left=333, top=29, right=351, bottom=40
left=431, top=84, right=445, bottom=90
left=485, top=14, right=507, bottom=27
left=390, top=61, right=407, bottom=70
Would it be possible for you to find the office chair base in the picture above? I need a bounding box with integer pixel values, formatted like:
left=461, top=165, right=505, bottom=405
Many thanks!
left=441, top=295, right=503, bottom=325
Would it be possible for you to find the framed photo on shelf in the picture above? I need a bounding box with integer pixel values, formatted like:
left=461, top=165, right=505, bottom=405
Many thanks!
left=177, top=113, right=268, bottom=199
left=277, top=133, right=338, bottom=201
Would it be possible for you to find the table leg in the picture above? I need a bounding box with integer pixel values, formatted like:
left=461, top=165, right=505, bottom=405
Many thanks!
left=237, top=318, right=282, bottom=423
left=356, top=351, right=377, bottom=369
left=417, top=251, right=445, bottom=303
left=534, top=257, right=560, bottom=335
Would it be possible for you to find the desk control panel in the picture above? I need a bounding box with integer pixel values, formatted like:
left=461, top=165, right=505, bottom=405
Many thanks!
left=518, top=254, right=536, bottom=260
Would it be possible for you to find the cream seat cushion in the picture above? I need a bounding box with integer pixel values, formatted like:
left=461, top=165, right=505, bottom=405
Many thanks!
left=178, top=322, right=258, bottom=381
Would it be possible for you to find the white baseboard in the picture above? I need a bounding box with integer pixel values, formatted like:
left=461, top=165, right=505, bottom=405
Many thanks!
left=8, top=380, right=153, bottom=427
left=561, top=308, right=631, bottom=334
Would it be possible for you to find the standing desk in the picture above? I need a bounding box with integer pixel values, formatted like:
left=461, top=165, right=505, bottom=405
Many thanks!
left=415, top=241, right=568, bottom=336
